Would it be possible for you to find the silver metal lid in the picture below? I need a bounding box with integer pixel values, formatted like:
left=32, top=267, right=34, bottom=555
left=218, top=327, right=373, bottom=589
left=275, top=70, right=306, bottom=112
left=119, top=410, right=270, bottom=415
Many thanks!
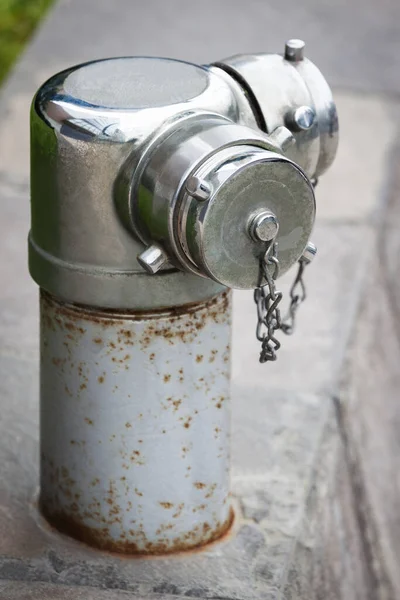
left=178, top=145, right=315, bottom=288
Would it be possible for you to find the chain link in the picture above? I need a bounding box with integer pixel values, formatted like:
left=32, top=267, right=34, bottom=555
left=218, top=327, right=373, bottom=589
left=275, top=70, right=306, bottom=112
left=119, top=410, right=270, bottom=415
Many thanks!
left=253, top=241, right=310, bottom=363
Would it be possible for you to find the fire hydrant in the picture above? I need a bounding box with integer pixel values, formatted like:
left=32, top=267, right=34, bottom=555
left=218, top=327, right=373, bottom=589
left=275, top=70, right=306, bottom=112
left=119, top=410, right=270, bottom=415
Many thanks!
left=29, top=40, right=338, bottom=554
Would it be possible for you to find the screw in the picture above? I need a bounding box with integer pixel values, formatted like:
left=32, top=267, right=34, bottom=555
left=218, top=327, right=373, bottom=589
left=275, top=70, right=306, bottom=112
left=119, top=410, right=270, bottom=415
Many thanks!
left=249, top=211, right=279, bottom=243
left=301, top=242, right=317, bottom=264
left=289, top=105, right=315, bottom=131
left=284, top=39, right=305, bottom=62
left=137, top=244, right=168, bottom=274
left=185, top=176, right=212, bottom=201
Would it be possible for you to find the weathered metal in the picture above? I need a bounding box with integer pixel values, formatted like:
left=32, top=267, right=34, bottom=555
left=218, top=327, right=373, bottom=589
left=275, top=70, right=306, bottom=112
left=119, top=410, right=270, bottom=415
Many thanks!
left=39, top=289, right=232, bottom=553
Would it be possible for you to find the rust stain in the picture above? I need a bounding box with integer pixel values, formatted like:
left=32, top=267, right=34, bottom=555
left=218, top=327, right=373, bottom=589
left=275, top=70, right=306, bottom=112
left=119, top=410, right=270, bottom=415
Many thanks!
left=216, top=395, right=225, bottom=409
left=159, top=501, right=174, bottom=509
left=205, top=483, right=217, bottom=499
left=172, top=503, right=184, bottom=519
left=156, top=523, right=175, bottom=535
left=172, top=399, right=182, bottom=411
left=183, top=417, right=192, bottom=429
left=118, top=329, right=135, bottom=346
left=192, top=503, right=207, bottom=513
left=163, top=374, right=171, bottom=383
left=125, top=422, right=132, bottom=429
left=209, top=349, right=218, bottom=363
left=41, top=289, right=231, bottom=372
left=51, top=357, right=65, bottom=367
left=129, top=450, right=145, bottom=466
left=194, top=482, right=206, bottom=490
left=41, top=503, right=233, bottom=555
left=136, top=290, right=231, bottom=350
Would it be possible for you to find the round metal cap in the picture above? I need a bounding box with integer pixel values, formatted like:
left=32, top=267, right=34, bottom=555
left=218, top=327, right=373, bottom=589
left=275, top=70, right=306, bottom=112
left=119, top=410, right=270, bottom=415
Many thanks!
left=179, top=146, right=315, bottom=289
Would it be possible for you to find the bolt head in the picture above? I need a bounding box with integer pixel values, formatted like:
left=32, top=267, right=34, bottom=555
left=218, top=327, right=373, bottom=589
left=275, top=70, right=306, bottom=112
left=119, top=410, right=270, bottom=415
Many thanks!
left=137, top=244, right=168, bottom=274
left=301, top=241, right=317, bottom=264
left=292, top=105, right=315, bottom=131
left=249, top=211, right=279, bottom=243
left=185, top=176, right=211, bottom=201
left=269, top=126, right=296, bottom=152
left=284, top=39, right=305, bottom=62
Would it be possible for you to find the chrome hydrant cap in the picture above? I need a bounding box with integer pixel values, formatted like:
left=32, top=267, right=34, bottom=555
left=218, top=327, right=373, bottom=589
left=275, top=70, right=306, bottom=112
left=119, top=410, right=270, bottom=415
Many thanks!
left=179, top=146, right=315, bottom=289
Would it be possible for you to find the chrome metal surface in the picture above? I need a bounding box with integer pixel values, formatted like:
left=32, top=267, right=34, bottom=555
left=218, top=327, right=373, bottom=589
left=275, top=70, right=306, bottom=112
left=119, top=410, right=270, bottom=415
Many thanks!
left=215, top=51, right=338, bottom=177
left=288, top=105, right=316, bottom=131
left=301, top=241, right=317, bottom=264
left=254, top=241, right=282, bottom=362
left=132, top=120, right=284, bottom=282
left=29, top=57, right=239, bottom=309
left=40, top=289, right=233, bottom=554
left=137, top=244, right=169, bottom=274
left=177, top=149, right=315, bottom=289
left=248, top=211, right=279, bottom=243
left=269, top=126, right=296, bottom=151
left=30, top=51, right=338, bottom=308
left=284, top=39, right=306, bottom=62
left=254, top=238, right=313, bottom=361
left=136, top=130, right=315, bottom=289
left=185, top=176, right=212, bottom=202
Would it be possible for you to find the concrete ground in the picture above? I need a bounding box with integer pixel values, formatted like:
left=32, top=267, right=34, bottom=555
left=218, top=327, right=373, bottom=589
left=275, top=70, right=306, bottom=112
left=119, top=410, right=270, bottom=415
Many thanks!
left=0, top=1, right=399, bottom=599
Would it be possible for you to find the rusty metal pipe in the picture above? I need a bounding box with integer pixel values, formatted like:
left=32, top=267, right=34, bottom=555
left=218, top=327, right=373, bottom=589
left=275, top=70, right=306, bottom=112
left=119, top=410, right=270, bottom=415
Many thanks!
left=40, top=290, right=232, bottom=553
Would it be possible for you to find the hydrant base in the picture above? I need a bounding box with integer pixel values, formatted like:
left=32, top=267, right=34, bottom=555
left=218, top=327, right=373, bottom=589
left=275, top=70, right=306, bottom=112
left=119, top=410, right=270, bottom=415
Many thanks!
left=39, top=290, right=232, bottom=554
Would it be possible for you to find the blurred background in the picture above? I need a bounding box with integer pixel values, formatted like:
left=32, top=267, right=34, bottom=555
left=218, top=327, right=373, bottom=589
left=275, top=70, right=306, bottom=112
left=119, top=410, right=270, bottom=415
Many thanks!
left=0, top=0, right=52, bottom=84
left=1, top=0, right=399, bottom=92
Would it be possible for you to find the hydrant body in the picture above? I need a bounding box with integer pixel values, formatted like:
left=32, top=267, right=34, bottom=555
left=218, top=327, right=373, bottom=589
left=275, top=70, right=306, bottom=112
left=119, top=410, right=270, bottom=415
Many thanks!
left=30, top=47, right=338, bottom=553
left=40, top=290, right=232, bottom=553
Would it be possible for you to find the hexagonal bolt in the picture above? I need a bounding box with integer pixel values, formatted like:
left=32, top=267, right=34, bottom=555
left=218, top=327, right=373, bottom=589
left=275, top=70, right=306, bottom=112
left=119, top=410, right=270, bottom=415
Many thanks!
left=248, top=211, right=279, bottom=243
left=301, top=241, right=317, bottom=264
left=269, top=126, right=296, bottom=152
left=137, top=244, right=168, bottom=274
left=287, top=105, right=316, bottom=132
left=284, top=39, right=305, bottom=62
left=185, top=176, right=212, bottom=201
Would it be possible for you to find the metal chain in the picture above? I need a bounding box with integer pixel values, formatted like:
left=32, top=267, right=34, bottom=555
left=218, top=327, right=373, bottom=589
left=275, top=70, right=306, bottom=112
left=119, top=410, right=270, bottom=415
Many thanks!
left=253, top=241, right=310, bottom=363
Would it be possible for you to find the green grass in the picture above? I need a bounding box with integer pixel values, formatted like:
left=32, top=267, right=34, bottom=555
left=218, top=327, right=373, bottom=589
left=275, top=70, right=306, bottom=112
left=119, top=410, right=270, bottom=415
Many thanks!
left=0, top=0, right=54, bottom=84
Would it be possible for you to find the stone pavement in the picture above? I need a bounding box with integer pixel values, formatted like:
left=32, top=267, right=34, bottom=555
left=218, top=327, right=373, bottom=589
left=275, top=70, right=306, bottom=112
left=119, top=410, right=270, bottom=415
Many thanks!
left=0, top=1, right=399, bottom=598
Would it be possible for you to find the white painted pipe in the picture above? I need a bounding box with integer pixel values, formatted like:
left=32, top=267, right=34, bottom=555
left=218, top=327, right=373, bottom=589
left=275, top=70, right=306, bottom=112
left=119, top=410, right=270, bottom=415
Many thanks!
left=39, top=290, right=233, bottom=553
